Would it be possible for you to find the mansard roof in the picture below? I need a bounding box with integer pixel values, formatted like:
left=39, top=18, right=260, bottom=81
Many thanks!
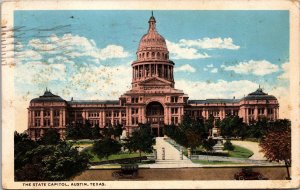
left=243, top=88, right=277, bottom=101
left=30, top=89, right=66, bottom=103
left=68, top=100, right=119, bottom=105
left=188, top=99, right=240, bottom=104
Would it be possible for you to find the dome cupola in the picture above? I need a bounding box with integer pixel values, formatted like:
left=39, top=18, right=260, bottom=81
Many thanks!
left=136, top=12, right=169, bottom=61
left=132, top=12, right=175, bottom=88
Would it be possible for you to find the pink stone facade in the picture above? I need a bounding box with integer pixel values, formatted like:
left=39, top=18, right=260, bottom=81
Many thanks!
left=27, top=15, right=279, bottom=139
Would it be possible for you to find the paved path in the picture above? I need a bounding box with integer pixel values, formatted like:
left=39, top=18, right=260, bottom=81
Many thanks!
left=231, top=140, right=266, bottom=160
left=149, top=137, right=198, bottom=168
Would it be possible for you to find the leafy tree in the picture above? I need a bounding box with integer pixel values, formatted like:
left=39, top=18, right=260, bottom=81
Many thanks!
left=14, top=131, right=38, bottom=170
left=202, top=138, right=217, bottom=152
left=91, top=124, right=101, bottom=139
left=113, top=124, right=124, bottom=140
left=66, top=121, right=100, bottom=140
left=92, top=138, right=122, bottom=160
left=15, top=140, right=89, bottom=181
left=259, top=119, right=291, bottom=179
left=223, top=140, right=234, bottom=151
left=40, top=128, right=61, bottom=145
left=219, top=115, right=245, bottom=139
left=165, top=115, right=209, bottom=152
left=124, top=124, right=155, bottom=162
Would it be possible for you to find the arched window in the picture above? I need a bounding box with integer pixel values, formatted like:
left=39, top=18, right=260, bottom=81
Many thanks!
left=152, top=52, right=155, bottom=58
left=142, top=53, right=145, bottom=58
left=157, top=52, right=160, bottom=59
left=147, top=52, right=149, bottom=57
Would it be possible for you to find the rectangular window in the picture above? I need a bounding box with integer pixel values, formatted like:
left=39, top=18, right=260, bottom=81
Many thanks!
left=258, top=108, right=265, bottom=115
left=131, top=108, right=138, bottom=115
left=54, top=110, right=60, bottom=117
left=267, top=108, right=274, bottom=114
left=44, top=119, right=50, bottom=126
left=44, top=110, right=50, bottom=117
left=121, top=111, right=126, bottom=117
left=54, top=118, right=60, bottom=127
left=34, top=119, right=40, bottom=127
left=35, top=111, right=40, bottom=117
left=171, top=116, right=178, bottom=124
left=171, top=96, right=178, bottom=103
left=114, top=111, right=119, bottom=117
left=248, top=108, right=254, bottom=115
left=171, top=108, right=178, bottom=114
left=106, top=111, right=112, bottom=117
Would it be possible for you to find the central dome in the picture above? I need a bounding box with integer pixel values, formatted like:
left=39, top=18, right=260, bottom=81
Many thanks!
left=137, top=15, right=168, bottom=52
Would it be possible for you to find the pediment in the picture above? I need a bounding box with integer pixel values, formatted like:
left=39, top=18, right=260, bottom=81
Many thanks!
left=139, top=77, right=172, bottom=86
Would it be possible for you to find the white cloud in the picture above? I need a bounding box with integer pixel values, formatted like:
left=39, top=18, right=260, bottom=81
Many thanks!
left=206, top=64, right=214, bottom=68
left=179, top=37, right=240, bottom=50
left=174, top=64, right=196, bottom=73
left=210, top=68, right=218, bottom=73
left=203, top=68, right=208, bottom=71
left=166, top=40, right=210, bottom=59
left=278, top=62, right=289, bottom=80
left=15, top=61, right=67, bottom=84
left=176, top=79, right=258, bottom=99
left=24, top=34, right=129, bottom=62
left=221, top=60, right=279, bottom=76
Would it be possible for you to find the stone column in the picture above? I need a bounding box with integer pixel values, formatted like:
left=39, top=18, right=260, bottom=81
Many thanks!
left=119, top=110, right=122, bottom=124
left=28, top=110, right=31, bottom=127
left=103, top=110, right=106, bottom=127
left=62, top=109, right=66, bottom=127
left=59, top=110, right=63, bottom=127
left=111, top=110, right=114, bottom=126
left=254, top=107, right=258, bottom=120
left=156, top=64, right=158, bottom=76
left=40, top=110, right=44, bottom=127
left=50, top=108, right=53, bottom=127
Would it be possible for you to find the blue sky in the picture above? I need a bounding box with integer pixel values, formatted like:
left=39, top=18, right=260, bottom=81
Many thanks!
left=13, top=10, right=290, bottom=128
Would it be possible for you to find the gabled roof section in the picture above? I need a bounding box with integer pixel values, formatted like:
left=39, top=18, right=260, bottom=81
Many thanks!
left=139, top=76, right=172, bottom=86
left=30, top=89, right=66, bottom=103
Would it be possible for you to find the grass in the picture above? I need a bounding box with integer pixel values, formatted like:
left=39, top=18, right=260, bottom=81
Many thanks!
left=191, top=160, right=243, bottom=165
left=183, top=145, right=253, bottom=159
left=82, top=147, right=150, bottom=163
left=228, top=145, right=253, bottom=158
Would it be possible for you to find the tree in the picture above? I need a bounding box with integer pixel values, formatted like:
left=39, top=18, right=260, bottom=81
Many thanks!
left=92, top=138, right=122, bottom=160
left=40, top=128, right=61, bottom=145
left=124, top=124, right=155, bottom=162
left=166, top=115, right=209, bottom=152
left=202, top=138, right=217, bottom=152
left=259, top=119, right=291, bottom=179
left=15, top=140, right=89, bottom=181
left=218, top=115, right=246, bottom=139
left=223, top=139, right=234, bottom=151
left=14, top=131, right=38, bottom=170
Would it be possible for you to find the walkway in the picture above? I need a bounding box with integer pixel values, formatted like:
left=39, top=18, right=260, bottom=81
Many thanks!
left=149, top=137, right=198, bottom=168
left=231, top=140, right=266, bottom=160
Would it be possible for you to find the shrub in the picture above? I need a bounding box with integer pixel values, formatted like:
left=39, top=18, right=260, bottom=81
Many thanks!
left=223, top=140, right=234, bottom=151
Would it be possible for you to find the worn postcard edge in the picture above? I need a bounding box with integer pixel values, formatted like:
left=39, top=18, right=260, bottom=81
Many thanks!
left=1, top=0, right=300, bottom=189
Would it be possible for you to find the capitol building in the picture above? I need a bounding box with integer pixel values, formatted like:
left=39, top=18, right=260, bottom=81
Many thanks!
left=27, top=14, right=279, bottom=139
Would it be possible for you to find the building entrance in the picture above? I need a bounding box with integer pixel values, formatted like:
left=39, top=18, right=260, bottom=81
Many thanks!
left=146, top=101, right=164, bottom=137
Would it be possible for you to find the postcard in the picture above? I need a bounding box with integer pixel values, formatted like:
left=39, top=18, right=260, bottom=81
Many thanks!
left=1, top=0, right=300, bottom=189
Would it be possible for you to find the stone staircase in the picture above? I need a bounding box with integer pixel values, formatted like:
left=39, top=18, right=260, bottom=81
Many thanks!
left=150, top=137, right=198, bottom=168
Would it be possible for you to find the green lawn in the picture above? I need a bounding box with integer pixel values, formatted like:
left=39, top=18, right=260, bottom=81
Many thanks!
left=183, top=145, right=253, bottom=159
left=82, top=147, right=150, bottom=163
left=191, top=160, right=243, bottom=165
left=228, top=145, right=253, bottom=158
